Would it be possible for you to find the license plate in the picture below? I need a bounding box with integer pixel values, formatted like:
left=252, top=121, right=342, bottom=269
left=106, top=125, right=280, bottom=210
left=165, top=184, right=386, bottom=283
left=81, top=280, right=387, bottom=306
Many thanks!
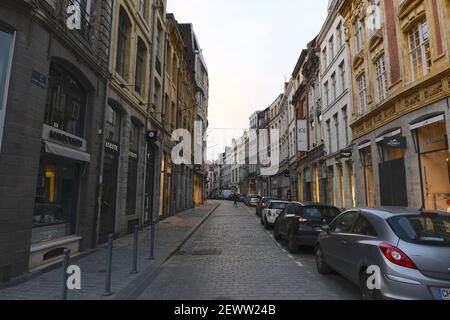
left=438, top=288, right=450, bottom=300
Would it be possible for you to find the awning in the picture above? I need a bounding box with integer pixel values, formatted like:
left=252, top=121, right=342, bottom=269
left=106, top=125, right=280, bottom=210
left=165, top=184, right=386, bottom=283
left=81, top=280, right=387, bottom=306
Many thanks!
left=410, top=114, right=445, bottom=131
left=44, top=141, right=91, bottom=163
left=375, top=128, right=402, bottom=143
left=358, top=141, right=372, bottom=150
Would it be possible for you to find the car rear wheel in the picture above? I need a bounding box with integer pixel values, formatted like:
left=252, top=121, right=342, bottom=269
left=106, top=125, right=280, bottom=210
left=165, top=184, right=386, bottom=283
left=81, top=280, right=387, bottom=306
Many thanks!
left=315, top=245, right=332, bottom=274
left=359, top=270, right=382, bottom=300
left=287, top=232, right=299, bottom=254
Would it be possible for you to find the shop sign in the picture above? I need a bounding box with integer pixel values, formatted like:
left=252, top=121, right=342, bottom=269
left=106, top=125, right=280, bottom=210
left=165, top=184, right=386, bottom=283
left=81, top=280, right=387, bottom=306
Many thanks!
left=297, top=120, right=307, bottom=152
left=42, top=124, right=86, bottom=151
left=128, top=151, right=138, bottom=159
left=383, top=136, right=407, bottom=149
left=105, top=141, right=119, bottom=153
left=146, top=130, right=158, bottom=143
left=31, top=69, right=47, bottom=88
left=336, top=149, right=353, bottom=160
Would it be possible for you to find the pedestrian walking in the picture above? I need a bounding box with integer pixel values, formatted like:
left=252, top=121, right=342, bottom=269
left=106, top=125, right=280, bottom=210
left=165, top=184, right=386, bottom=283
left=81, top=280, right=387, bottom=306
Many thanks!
left=233, top=193, right=238, bottom=207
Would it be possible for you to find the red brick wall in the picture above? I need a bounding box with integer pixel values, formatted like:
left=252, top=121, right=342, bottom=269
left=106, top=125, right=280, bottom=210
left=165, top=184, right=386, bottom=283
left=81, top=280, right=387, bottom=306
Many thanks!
left=431, top=0, right=444, bottom=56
left=384, top=0, right=401, bottom=84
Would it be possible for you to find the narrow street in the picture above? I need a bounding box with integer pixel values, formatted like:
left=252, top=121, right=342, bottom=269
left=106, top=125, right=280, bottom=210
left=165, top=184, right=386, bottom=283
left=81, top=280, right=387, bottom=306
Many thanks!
left=137, top=201, right=360, bottom=300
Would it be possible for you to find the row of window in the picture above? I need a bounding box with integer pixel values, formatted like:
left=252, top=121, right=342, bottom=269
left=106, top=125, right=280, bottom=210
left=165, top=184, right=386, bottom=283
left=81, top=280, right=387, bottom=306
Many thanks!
left=322, top=20, right=345, bottom=71
left=354, top=18, right=432, bottom=115
left=325, top=106, right=350, bottom=154
left=323, top=61, right=347, bottom=109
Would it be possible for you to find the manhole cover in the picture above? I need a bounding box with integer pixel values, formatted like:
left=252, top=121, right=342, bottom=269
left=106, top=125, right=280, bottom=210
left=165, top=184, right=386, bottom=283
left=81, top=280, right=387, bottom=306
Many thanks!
left=191, top=249, right=221, bottom=256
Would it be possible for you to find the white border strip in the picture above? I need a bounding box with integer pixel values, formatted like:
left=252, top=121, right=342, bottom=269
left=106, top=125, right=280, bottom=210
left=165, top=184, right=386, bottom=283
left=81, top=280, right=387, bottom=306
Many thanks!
left=375, top=129, right=402, bottom=143
left=358, top=141, right=372, bottom=150
left=410, top=114, right=444, bottom=131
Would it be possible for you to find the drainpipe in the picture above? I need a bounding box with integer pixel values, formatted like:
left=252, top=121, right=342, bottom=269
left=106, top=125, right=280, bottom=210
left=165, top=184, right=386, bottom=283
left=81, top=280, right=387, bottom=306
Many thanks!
left=94, top=0, right=114, bottom=246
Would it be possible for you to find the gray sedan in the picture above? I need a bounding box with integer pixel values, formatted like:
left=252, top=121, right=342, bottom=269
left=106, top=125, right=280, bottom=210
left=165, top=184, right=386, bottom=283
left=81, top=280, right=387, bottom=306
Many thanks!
left=315, top=207, right=450, bottom=300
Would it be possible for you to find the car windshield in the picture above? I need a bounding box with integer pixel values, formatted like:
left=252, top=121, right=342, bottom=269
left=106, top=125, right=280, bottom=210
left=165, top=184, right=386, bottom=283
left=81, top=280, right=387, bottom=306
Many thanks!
left=303, top=206, right=340, bottom=220
left=388, top=214, right=450, bottom=246
left=269, top=202, right=288, bottom=210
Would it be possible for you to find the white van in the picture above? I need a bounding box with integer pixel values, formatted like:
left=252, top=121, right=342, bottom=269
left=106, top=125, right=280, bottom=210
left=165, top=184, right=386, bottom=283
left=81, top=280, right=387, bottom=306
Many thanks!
left=220, top=189, right=233, bottom=200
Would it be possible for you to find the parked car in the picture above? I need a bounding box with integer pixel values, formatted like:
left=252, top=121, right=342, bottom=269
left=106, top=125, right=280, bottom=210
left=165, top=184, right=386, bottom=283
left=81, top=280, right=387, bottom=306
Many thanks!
left=220, top=189, right=233, bottom=200
left=315, top=208, right=450, bottom=300
left=245, top=195, right=261, bottom=207
left=261, top=200, right=290, bottom=229
left=238, top=194, right=247, bottom=202
left=273, top=202, right=341, bottom=253
left=256, top=197, right=278, bottom=217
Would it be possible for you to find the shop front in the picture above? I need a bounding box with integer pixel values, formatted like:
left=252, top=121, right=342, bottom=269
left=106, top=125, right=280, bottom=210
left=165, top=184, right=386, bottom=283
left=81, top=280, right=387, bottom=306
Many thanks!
left=32, top=127, right=90, bottom=269
left=99, top=104, right=121, bottom=243
left=31, top=61, right=92, bottom=269
left=376, top=129, right=408, bottom=207
left=358, top=141, right=377, bottom=207
left=411, top=114, right=450, bottom=211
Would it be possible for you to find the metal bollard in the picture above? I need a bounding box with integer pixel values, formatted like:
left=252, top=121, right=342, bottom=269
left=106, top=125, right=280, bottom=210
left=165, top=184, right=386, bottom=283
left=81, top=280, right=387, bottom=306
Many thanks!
left=61, top=249, right=71, bottom=300
left=103, top=234, right=114, bottom=296
left=149, top=221, right=155, bottom=260
left=131, top=225, right=139, bottom=274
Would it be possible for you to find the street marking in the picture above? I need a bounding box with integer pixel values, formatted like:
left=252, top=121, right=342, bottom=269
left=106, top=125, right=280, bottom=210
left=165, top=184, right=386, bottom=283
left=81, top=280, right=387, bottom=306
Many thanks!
left=295, top=261, right=304, bottom=267
left=281, top=249, right=287, bottom=253
left=287, top=254, right=294, bottom=259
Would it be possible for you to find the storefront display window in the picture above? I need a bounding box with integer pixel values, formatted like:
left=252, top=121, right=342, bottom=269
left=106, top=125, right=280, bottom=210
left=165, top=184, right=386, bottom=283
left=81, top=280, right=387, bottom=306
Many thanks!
left=361, top=147, right=376, bottom=207
left=33, top=158, right=79, bottom=244
left=416, top=119, right=449, bottom=211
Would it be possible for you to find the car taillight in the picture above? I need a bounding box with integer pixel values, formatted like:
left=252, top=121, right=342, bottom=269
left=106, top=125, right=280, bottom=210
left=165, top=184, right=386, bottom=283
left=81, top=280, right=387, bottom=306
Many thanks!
left=379, top=243, right=417, bottom=269
left=297, top=217, right=309, bottom=224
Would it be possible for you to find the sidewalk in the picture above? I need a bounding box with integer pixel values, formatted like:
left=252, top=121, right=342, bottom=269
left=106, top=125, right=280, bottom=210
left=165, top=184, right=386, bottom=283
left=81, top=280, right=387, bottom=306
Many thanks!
left=0, top=201, right=221, bottom=300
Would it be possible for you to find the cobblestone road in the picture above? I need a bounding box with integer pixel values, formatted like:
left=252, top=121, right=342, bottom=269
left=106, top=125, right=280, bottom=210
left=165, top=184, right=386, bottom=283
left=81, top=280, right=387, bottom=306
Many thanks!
left=138, top=201, right=361, bottom=300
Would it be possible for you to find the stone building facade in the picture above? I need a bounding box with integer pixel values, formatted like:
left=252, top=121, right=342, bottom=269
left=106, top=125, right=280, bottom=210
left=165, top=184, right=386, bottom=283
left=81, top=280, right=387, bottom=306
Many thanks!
left=339, top=0, right=450, bottom=210
left=318, top=0, right=355, bottom=209
left=0, top=0, right=112, bottom=281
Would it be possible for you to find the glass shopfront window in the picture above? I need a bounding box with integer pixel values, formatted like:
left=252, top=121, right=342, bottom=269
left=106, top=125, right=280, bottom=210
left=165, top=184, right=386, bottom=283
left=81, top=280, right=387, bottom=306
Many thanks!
left=33, top=158, right=79, bottom=244
left=417, top=120, right=450, bottom=211
left=0, top=26, right=14, bottom=152
left=44, top=63, right=87, bottom=137
left=361, top=147, right=376, bottom=207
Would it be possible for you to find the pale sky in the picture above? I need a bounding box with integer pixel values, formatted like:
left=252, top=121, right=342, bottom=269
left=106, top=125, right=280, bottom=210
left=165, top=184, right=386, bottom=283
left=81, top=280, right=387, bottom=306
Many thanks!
left=167, top=0, right=329, bottom=161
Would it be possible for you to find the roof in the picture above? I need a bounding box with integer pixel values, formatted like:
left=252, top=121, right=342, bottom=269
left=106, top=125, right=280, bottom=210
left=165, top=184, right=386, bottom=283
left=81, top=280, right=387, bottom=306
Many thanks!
left=291, top=201, right=339, bottom=208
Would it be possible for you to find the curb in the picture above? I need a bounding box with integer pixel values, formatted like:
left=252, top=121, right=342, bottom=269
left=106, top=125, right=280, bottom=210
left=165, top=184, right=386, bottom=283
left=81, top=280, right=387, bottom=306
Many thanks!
left=113, top=202, right=221, bottom=300
left=162, top=202, right=221, bottom=264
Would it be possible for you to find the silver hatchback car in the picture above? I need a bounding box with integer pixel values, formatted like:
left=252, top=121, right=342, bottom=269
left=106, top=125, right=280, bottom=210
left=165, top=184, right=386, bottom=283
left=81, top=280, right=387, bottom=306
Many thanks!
left=315, top=207, right=450, bottom=300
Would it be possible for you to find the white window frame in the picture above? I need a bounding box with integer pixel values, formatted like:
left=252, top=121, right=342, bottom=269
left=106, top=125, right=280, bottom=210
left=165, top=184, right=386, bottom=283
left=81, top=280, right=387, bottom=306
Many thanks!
left=0, top=30, right=15, bottom=154
left=375, top=55, right=387, bottom=102
left=357, top=73, right=367, bottom=115
left=408, top=20, right=431, bottom=81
